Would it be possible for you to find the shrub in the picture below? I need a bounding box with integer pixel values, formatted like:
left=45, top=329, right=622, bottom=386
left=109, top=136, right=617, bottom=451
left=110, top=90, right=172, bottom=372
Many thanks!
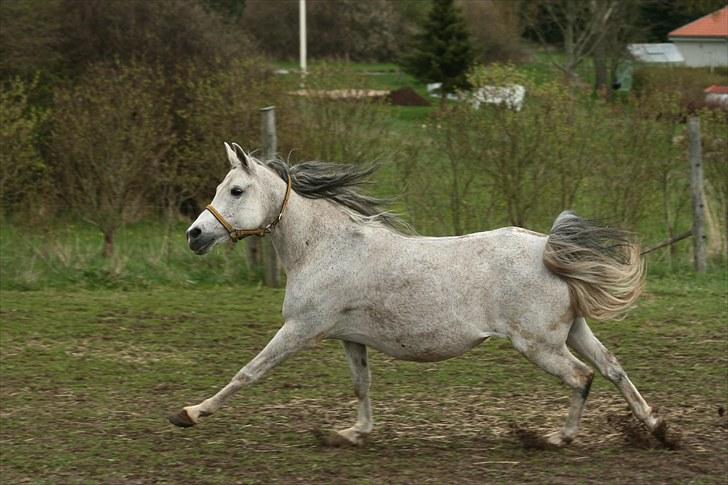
left=632, top=66, right=728, bottom=114
left=699, top=107, right=728, bottom=257
left=1, top=0, right=256, bottom=79
left=174, top=59, right=275, bottom=209
left=50, top=61, right=175, bottom=257
left=278, top=63, right=391, bottom=166
left=423, top=63, right=601, bottom=233
left=243, top=0, right=404, bottom=61
left=399, top=63, right=700, bottom=245
left=0, top=77, right=47, bottom=215
left=459, top=0, right=527, bottom=64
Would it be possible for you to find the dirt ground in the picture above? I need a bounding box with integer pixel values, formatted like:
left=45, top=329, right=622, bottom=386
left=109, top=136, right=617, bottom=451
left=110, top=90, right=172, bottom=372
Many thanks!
left=1, top=275, right=726, bottom=484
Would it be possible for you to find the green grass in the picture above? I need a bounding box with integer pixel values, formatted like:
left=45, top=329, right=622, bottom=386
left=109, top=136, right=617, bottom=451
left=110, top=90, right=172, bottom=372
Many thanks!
left=1, top=271, right=725, bottom=483
left=0, top=219, right=260, bottom=290
left=0, top=210, right=719, bottom=292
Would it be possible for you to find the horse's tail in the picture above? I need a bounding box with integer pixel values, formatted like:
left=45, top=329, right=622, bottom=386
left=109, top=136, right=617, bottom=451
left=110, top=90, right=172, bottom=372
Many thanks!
left=543, top=211, right=645, bottom=321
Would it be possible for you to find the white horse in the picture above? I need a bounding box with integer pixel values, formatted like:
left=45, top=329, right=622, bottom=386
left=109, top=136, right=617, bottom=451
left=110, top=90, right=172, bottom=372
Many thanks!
left=170, top=142, right=670, bottom=448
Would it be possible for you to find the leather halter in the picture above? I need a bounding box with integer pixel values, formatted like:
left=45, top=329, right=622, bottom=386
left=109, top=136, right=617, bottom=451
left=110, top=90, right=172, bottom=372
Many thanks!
left=205, top=174, right=292, bottom=242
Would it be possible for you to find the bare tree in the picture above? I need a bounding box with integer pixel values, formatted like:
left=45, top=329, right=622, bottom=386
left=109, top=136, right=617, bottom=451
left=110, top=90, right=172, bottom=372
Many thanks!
left=525, top=0, right=620, bottom=84
left=458, top=0, right=527, bottom=63
left=51, top=62, right=175, bottom=257
left=592, top=0, right=642, bottom=94
left=243, top=0, right=403, bottom=61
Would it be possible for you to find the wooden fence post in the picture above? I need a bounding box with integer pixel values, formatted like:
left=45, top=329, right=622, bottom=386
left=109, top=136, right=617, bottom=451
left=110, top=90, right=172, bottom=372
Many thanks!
left=260, top=106, right=282, bottom=287
left=687, top=116, right=707, bottom=273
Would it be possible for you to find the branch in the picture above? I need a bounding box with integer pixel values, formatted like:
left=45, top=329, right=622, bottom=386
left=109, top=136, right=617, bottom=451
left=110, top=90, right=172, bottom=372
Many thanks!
left=641, top=230, right=693, bottom=256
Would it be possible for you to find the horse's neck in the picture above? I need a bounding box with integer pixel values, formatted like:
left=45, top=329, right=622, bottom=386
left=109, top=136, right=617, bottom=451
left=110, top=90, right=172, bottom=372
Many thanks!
left=269, top=191, right=351, bottom=274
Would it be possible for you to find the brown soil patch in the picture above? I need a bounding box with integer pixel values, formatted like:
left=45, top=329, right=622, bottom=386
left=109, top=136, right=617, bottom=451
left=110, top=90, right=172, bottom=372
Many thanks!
left=387, top=87, right=431, bottom=107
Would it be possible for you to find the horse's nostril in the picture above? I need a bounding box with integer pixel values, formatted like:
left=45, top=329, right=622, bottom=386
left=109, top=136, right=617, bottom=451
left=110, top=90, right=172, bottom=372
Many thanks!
left=188, top=227, right=202, bottom=239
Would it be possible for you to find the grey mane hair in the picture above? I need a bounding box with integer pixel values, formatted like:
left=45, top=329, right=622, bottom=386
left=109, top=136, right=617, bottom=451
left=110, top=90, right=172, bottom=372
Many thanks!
left=263, top=157, right=412, bottom=233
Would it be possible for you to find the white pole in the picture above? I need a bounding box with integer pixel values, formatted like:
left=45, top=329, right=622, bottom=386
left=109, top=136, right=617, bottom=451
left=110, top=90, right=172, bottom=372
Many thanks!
left=299, top=0, right=307, bottom=74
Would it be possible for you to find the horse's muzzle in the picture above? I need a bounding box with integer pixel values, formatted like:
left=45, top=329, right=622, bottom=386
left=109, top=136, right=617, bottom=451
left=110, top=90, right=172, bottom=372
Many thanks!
left=187, top=226, right=214, bottom=255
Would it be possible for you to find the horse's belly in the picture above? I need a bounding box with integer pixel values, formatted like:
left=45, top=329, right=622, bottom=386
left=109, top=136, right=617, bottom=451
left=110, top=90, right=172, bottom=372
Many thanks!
left=330, top=319, right=493, bottom=362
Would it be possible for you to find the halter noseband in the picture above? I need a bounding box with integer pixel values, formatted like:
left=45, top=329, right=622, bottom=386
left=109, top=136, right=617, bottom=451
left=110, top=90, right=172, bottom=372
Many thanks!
left=205, top=174, right=292, bottom=242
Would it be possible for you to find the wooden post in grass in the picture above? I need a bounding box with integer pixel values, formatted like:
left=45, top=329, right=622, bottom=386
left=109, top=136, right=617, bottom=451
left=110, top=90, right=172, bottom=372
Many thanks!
left=260, top=106, right=282, bottom=287
left=687, top=116, right=707, bottom=273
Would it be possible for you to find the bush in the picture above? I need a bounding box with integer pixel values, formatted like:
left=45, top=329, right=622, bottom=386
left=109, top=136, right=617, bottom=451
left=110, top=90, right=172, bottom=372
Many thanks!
left=399, top=62, right=703, bottom=250
left=243, top=0, right=404, bottom=61
left=401, top=64, right=603, bottom=235
left=0, top=77, right=47, bottom=215
left=174, top=59, right=275, bottom=208
left=277, top=63, right=391, bottom=166
left=0, top=0, right=255, bottom=79
left=50, top=61, right=175, bottom=257
left=632, top=66, right=728, bottom=114
left=699, top=107, right=728, bottom=257
left=459, top=0, right=527, bottom=64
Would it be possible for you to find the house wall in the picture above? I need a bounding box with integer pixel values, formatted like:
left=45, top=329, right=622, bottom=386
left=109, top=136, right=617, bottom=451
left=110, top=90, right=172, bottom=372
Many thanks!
left=705, top=93, right=728, bottom=108
left=670, top=38, right=728, bottom=67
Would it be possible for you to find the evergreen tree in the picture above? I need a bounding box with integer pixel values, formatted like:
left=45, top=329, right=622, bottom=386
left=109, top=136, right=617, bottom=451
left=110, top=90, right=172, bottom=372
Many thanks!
left=401, top=0, right=475, bottom=96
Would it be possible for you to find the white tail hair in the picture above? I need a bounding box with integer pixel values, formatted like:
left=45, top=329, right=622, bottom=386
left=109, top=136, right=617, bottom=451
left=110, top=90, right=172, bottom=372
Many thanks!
left=543, top=211, right=645, bottom=321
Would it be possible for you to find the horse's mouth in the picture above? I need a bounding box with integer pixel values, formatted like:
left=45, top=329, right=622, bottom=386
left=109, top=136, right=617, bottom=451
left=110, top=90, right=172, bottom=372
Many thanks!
left=189, top=239, right=214, bottom=255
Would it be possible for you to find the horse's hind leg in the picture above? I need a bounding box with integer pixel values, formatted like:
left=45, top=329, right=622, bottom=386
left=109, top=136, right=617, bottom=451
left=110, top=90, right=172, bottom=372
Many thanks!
left=315, top=341, right=372, bottom=446
left=512, top=337, right=594, bottom=447
left=567, top=318, right=665, bottom=437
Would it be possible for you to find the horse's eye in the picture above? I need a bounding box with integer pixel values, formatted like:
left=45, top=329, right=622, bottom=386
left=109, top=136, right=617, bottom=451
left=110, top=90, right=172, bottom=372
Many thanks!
left=230, top=187, right=244, bottom=197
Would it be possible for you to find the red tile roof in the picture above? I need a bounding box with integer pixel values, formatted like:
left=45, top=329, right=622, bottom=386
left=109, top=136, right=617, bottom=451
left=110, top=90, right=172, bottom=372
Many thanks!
left=669, top=6, right=728, bottom=38
left=705, top=85, right=728, bottom=94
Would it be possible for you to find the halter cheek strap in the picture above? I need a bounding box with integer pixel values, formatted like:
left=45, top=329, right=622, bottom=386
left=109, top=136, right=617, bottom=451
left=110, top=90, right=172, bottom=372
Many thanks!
left=206, top=174, right=292, bottom=242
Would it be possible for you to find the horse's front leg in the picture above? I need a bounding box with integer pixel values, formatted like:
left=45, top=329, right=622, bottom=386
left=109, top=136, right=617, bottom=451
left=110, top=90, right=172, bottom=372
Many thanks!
left=315, top=341, right=372, bottom=447
left=169, top=319, right=319, bottom=427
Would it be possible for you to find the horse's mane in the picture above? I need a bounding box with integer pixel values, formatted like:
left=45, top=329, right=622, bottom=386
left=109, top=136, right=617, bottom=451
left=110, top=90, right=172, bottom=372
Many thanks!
left=264, top=157, right=410, bottom=233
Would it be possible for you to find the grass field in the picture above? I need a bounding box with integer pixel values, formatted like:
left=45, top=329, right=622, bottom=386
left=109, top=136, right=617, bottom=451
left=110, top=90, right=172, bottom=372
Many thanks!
left=1, top=269, right=725, bottom=483
left=1, top=57, right=726, bottom=483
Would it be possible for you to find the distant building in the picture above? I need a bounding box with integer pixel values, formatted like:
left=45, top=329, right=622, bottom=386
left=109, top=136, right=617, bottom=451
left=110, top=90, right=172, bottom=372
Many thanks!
left=615, top=44, right=685, bottom=92
left=668, top=6, right=728, bottom=68
left=627, top=43, right=684, bottom=65
left=704, top=85, right=728, bottom=109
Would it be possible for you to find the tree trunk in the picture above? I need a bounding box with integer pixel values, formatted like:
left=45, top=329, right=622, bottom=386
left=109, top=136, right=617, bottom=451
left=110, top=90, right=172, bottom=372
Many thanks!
left=563, top=2, right=577, bottom=83
left=593, top=37, right=608, bottom=94
left=102, top=229, right=115, bottom=258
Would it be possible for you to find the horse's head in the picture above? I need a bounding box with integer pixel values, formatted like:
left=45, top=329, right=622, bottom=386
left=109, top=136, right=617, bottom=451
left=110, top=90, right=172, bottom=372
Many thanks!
left=186, top=143, right=279, bottom=255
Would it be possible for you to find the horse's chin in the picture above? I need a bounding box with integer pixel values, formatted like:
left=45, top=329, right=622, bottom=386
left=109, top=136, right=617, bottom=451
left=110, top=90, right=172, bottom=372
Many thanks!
left=189, top=238, right=216, bottom=255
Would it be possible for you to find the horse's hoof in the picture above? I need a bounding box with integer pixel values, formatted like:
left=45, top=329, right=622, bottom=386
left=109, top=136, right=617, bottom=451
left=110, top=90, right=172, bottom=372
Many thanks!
left=168, top=409, right=196, bottom=428
left=311, top=428, right=361, bottom=447
left=652, top=418, right=681, bottom=450
left=513, top=426, right=564, bottom=450
left=545, top=431, right=571, bottom=448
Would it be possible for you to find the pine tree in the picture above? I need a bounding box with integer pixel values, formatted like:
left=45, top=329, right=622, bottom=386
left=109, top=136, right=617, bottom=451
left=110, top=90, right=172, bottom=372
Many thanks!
left=401, top=0, right=475, bottom=96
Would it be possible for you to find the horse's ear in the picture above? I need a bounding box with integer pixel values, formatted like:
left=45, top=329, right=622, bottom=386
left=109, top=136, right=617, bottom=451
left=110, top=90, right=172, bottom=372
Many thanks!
left=231, top=142, right=255, bottom=172
left=224, top=142, right=241, bottom=169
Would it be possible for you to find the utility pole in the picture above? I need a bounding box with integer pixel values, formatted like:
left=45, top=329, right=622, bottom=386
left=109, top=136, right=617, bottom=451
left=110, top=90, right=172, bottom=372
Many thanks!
left=299, top=0, right=307, bottom=74
left=687, top=116, right=707, bottom=273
